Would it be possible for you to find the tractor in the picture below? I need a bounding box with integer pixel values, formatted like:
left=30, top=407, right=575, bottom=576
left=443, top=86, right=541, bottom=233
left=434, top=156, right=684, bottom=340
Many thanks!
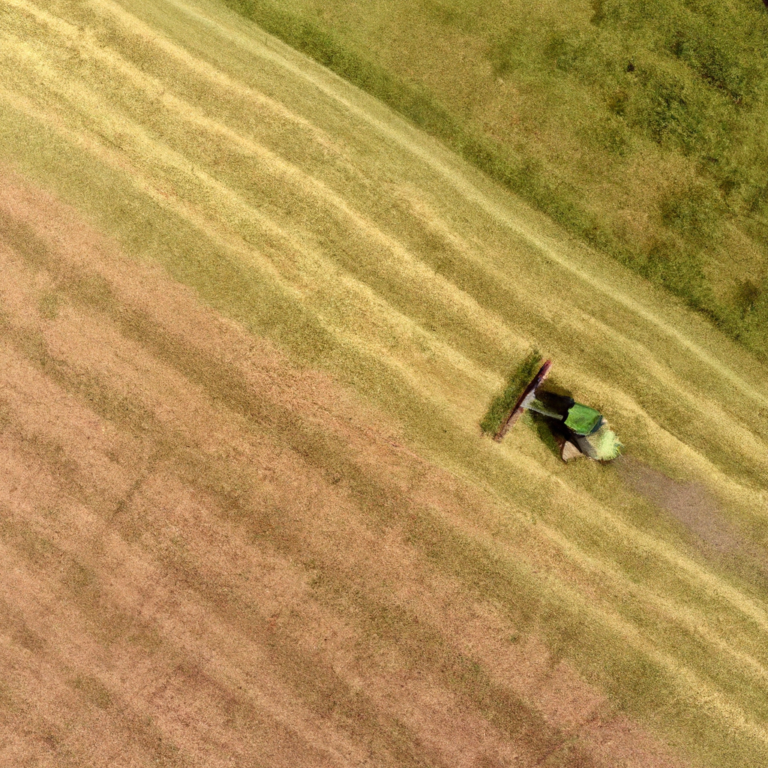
left=493, top=359, right=622, bottom=462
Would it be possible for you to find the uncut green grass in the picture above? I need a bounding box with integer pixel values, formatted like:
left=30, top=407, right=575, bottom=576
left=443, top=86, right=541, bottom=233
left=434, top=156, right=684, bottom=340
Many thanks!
left=479, top=350, right=542, bottom=435
left=2, top=0, right=768, bottom=764
left=220, top=0, right=768, bottom=363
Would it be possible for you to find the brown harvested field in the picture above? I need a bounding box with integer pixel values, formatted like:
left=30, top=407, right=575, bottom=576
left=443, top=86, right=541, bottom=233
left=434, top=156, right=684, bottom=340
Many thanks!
left=0, top=168, right=693, bottom=767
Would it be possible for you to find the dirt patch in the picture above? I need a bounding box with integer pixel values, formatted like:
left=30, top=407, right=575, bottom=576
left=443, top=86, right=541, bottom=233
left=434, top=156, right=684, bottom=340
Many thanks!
left=618, top=459, right=768, bottom=602
left=618, top=457, right=742, bottom=555
left=0, top=166, right=692, bottom=767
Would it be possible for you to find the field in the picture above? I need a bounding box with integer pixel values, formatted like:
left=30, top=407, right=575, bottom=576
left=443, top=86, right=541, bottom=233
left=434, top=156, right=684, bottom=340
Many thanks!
left=1, top=0, right=768, bottom=765
left=223, top=0, right=768, bottom=359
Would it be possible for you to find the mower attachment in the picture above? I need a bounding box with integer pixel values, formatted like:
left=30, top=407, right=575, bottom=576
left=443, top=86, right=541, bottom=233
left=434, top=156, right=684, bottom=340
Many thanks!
left=493, top=359, right=553, bottom=442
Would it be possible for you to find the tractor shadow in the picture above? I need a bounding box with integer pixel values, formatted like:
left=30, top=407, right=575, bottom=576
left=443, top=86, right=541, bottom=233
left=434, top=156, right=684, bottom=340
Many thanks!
left=525, top=379, right=575, bottom=461
left=526, top=412, right=563, bottom=460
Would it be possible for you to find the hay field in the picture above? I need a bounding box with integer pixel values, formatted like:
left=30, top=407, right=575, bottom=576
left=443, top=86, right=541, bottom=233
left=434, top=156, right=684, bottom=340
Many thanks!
left=222, top=0, right=768, bottom=357
left=1, top=0, right=768, bottom=765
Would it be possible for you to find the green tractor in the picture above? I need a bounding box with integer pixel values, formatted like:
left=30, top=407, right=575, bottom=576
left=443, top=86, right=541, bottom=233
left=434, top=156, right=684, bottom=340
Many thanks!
left=493, top=359, right=622, bottom=462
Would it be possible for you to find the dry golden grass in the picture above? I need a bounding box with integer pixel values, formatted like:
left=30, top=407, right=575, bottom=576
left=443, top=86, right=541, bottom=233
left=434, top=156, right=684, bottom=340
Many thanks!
left=1, top=1, right=768, bottom=765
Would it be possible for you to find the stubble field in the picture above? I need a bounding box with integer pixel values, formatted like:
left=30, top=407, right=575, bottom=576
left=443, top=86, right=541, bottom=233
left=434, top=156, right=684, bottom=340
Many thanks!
left=1, top=1, right=768, bottom=766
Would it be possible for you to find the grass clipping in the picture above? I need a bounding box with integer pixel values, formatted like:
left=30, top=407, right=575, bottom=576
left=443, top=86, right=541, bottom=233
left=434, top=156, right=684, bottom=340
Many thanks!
left=480, top=350, right=542, bottom=436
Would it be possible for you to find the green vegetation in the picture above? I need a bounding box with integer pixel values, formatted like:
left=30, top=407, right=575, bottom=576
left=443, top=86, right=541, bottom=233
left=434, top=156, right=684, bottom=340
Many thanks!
left=564, top=403, right=602, bottom=435
left=221, top=0, right=768, bottom=360
left=590, top=424, right=622, bottom=460
left=479, top=349, right=541, bottom=435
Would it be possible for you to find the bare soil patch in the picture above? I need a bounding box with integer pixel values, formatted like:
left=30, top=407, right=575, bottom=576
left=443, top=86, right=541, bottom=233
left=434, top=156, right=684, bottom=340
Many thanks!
left=0, top=166, right=691, bottom=767
left=618, top=457, right=740, bottom=555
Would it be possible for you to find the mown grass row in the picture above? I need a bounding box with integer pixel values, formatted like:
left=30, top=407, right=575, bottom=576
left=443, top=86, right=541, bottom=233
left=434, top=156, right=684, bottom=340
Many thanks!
left=479, top=349, right=542, bottom=436
left=218, top=0, right=768, bottom=362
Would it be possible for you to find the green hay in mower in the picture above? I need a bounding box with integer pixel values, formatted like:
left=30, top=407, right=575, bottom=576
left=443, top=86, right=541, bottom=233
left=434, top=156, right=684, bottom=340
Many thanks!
left=589, top=424, right=623, bottom=462
left=480, top=350, right=542, bottom=436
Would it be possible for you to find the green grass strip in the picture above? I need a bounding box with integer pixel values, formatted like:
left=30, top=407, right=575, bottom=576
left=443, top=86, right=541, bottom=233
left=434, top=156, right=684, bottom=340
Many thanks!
left=218, top=0, right=768, bottom=363
left=219, top=2, right=595, bottom=234
left=479, top=350, right=542, bottom=436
